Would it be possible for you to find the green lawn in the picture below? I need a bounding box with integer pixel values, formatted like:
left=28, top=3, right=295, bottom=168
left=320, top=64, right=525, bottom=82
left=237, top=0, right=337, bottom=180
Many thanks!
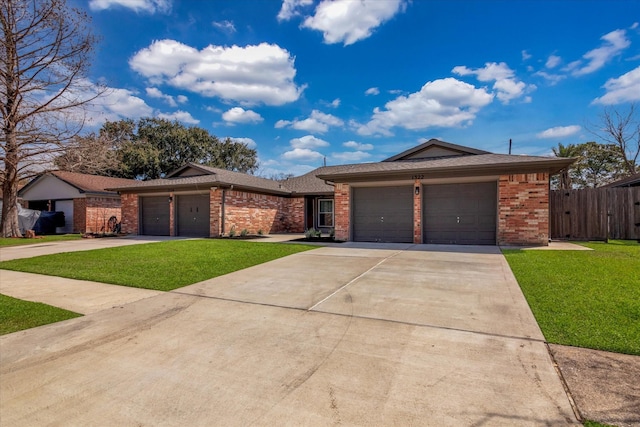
left=503, top=240, right=639, bottom=356
left=0, top=234, right=82, bottom=247
left=0, top=294, right=82, bottom=335
left=0, top=239, right=316, bottom=291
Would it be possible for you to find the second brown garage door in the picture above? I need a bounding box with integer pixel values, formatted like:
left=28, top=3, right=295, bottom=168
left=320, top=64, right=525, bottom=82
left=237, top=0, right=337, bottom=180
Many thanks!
left=423, top=182, right=497, bottom=245
left=176, top=194, right=210, bottom=237
left=352, top=186, right=413, bottom=243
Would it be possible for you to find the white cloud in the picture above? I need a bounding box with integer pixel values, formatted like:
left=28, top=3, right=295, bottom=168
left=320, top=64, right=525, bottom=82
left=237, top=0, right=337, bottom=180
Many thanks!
left=452, top=62, right=534, bottom=103
left=222, top=107, right=264, bottom=124
left=282, top=147, right=324, bottom=162
left=275, top=110, right=343, bottom=133
left=565, top=29, right=630, bottom=76
left=130, top=40, right=305, bottom=106
left=228, top=137, right=257, bottom=148
left=546, top=55, right=561, bottom=69
left=89, top=0, right=171, bottom=13
left=536, top=125, right=581, bottom=139
left=290, top=135, right=330, bottom=149
left=302, top=0, right=406, bottom=46
left=212, top=20, right=236, bottom=33
left=522, top=50, right=532, bottom=61
left=533, top=71, right=566, bottom=85
left=331, top=151, right=371, bottom=162
left=145, top=87, right=187, bottom=107
left=85, top=86, right=153, bottom=126
left=592, top=66, right=640, bottom=105
left=157, top=110, right=199, bottom=124
left=357, top=78, right=494, bottom=136
left=365, top=87, right=380, bottom=96
left=277, top=0, right=313, bottom=21
left=343, top=141, right=374, bottom=150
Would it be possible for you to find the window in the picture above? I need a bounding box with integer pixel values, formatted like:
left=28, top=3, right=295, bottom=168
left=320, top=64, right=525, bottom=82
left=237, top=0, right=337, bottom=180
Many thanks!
left=318, top=199, right=334, bottom=227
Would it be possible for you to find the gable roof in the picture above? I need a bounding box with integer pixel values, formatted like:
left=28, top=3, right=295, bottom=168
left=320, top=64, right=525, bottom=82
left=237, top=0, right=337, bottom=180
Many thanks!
left=110, top=163, right=293, bottom=195
left=19, top=171, right=136, bottom=196
left=383, top=139, right=490, bottom=162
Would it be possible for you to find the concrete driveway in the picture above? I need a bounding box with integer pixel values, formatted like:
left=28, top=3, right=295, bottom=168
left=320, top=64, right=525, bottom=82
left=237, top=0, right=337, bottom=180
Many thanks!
left=0, top=243, right=578, bottom=426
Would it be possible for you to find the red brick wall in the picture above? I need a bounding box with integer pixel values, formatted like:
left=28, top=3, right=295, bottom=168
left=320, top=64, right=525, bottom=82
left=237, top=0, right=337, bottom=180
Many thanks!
left=221, top=190, right=304, bottom=235
left=413, top=181, right=422, bottom=244
left=73, top=198, right=86, bottom=233
left=210, top=188, right=222, bottom=237
left=83, top=196, right=122, bottom=233
left=120, top=193, right=139, bottom=235
left=498, top=173, right=549, bottom=246
left=334, top=183, right=350, bottom=241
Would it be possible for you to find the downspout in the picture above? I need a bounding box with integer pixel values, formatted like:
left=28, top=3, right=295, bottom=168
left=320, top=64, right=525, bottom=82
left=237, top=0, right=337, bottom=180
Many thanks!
left=221, top=189, right=226, bottom=235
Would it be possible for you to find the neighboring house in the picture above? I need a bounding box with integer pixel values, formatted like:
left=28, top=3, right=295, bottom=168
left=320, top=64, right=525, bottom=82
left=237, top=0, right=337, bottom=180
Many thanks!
left=110, top=139, right=574, bottom=246
left=19, top=171, right=137, bottom=234
left=602, top=173, right=640, bottom=188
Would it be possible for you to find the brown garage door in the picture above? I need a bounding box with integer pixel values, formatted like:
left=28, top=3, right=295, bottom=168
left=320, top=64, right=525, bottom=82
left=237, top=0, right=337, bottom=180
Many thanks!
left=176, top=194, right=210, bottom=237
left=140, top=196, right=170, bottom=236
left=352, top=186, right=413, bottom=243
left=423, top=182, right=497, bottom=245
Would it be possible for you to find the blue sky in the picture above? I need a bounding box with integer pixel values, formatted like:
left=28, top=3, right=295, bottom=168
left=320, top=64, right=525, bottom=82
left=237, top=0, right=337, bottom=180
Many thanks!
left=73, top=0, right=640, bottom=176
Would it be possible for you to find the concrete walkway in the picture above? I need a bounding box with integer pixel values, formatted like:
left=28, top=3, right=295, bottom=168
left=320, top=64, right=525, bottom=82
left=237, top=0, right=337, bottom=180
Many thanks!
left=0, top=242, right=579, bottom=426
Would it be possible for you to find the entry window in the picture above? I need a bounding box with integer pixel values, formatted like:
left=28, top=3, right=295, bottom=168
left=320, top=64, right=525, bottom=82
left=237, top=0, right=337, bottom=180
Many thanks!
left=318, top=199, right=334, bottom=227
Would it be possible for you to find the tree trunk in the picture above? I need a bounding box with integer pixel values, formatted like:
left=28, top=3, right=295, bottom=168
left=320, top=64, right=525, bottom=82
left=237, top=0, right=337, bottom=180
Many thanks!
left=1, top=150, right=22, bottom=237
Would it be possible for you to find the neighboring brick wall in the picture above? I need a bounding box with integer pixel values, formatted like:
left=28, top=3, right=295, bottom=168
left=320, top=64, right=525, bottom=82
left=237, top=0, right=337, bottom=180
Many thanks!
left=120, top=193, right=139, bottom=234
left=73, top=198, right=86, bottom=233
left=413, top=181, right=422, bottom=244
left=498, top=173, right=549, bottom=246
left=334, top=183, right=350, bottom=241
left=222, top=190, right=304, bottom=235
left=84, top=196, right=122, bottom=233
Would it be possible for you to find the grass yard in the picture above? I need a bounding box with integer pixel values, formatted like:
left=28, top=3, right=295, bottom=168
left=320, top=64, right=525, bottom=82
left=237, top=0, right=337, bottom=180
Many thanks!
left=0, top=234, right=82, bottom=247
left=0, top=239, right=316, bottom=291
left=0, top=294, right=82, bottom=335
left=503, top=240, right=639, bottom=356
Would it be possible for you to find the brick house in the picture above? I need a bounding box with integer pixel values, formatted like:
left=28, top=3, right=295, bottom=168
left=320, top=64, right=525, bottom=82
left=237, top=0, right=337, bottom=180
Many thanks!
left=111, top=139, right=574, bottom=246
left=19, top=171, right=136, bottom=234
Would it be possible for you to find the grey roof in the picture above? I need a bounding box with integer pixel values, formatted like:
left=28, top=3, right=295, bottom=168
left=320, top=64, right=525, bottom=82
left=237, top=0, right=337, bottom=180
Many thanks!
left=317, top=153, right=575, bottom=181
left=279, top=167, right=334, bottom=194
left=602, top=173, right=640, bottom=188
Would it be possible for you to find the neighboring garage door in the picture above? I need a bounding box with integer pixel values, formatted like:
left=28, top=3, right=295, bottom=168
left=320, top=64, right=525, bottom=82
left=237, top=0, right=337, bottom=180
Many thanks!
left=352, top=186, right=413, bottom=243
left=140, top=196, right=170, bottom=236
left=423, top=182, right=497, bottom=245
left=54, top=200, right=74, bottom=234
left=176, top=194, right=210, bottom=237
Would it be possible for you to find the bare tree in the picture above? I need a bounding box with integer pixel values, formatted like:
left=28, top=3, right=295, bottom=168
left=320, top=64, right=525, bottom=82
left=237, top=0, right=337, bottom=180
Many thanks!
left=592, top=103, right=639, bottom=176
left=1, top=0, right=103, bottom=237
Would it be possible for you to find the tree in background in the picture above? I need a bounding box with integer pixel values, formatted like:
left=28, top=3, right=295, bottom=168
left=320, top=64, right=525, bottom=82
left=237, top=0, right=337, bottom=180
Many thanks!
left=591, top=103, right=639, bottom=175
left=571, top=142, right=627, bottom=188
left=551, top=143, right=580, bottom=189
left=1, top=0, right=102, bottom=237
left=55, top=118, right=259, bottom=180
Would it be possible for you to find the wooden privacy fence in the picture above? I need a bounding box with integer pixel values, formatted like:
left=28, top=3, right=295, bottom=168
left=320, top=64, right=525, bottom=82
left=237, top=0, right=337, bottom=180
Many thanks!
left=550, top=187, right=640, bottom=241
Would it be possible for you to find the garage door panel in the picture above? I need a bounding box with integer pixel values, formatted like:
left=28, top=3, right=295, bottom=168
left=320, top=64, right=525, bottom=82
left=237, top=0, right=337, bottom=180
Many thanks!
left=353, top=186, right=413, bottom=243
left=423, top=182, right=496, bottom=245
left=141, top=196, right=170, bottom=236
left=177, top=194, right=210, bottom=237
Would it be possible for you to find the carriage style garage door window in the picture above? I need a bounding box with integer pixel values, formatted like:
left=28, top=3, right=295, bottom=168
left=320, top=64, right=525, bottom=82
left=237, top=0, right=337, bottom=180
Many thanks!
left=423, top=182, right=497, bottom=245
left=352, top=186, right=413, bottom=243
